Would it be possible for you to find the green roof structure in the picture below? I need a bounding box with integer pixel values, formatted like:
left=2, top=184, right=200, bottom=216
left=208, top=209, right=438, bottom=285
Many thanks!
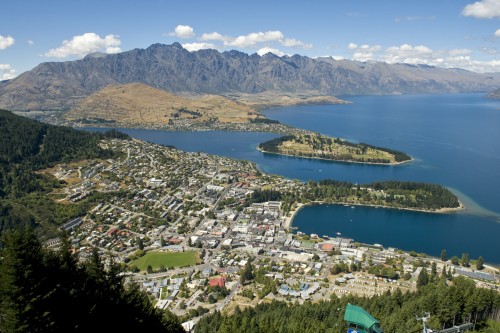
left=344, top=303, right=383, bottom=333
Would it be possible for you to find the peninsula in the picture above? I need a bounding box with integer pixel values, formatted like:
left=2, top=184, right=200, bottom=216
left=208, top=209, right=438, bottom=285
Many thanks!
left=259, top=133, right=412, bottom=165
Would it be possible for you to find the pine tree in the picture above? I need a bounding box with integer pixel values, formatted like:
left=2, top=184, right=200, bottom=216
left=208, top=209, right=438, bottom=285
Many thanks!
left=137, top=237, right=144, bottom=250
left=431, top=262, right=437, bottom=281
left=441, top=249, right=447, bottom=262
left=417, top=268, right=429, bottom=288
left=240, top=260, right=254, bottom=285
left=0, top=224, right=46, bottom=332
left=461, top=253, right=470, bottom=267
left=441, top=265, right=447, bottom=279
left=476, top=256, right=484, bottom=270
left=0, top=225, right=184, bottom=332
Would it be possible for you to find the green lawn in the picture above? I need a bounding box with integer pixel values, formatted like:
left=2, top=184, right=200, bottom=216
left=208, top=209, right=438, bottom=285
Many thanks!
left=130, top=251, right=199, bottom=271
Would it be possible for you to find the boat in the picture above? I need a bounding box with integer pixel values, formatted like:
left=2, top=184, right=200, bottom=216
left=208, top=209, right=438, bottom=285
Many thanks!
left=336, top=232, right=341, bottom=236
left=351, top=206, right=355, bottom=209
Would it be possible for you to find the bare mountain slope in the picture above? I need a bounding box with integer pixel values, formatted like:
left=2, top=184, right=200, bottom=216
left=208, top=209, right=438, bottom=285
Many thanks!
left=1, top=43, right=499, bottom=111
left=64, top=83, right=261, bottom=125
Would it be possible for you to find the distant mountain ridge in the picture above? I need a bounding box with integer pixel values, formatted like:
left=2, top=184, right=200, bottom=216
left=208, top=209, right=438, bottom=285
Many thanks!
left=1, top=42, right=500, bottom=111
left=487, top=88, right=500, bottom=99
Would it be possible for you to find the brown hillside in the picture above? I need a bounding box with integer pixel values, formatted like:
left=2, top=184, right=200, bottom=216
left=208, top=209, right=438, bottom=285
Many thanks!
left=64, top=83, right=262, bottom=125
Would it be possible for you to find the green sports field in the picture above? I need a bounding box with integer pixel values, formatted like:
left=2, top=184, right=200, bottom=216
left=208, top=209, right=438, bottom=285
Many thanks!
left=130, top=251, right=199, bottom=271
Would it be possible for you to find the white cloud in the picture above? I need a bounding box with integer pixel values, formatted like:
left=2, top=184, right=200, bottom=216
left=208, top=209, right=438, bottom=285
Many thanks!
left=495, top=29, right=500, bottom=37
left=0, top=64, right=16, bottom=80
left=0, top=35, right=15, bottom=50
left=200, top=32, right=226, bottom=41
left=225, top=31, right=284, bottom=47
left=382, top=44, right=500, bottom=72
left=197, top=29, right=312, bottom=50
left=360, top=44, right=382, bottom=52
left=442, top=56, right=500, bottom=73
left=182, top=42, right=216, bottom=52
left=45, top=33, right=121, bottom=58
left=348, top=43, right=358, bottom=50
left=169, top=25, right=195, bottom=38
left=395, top=16, right=436, bottom=23
left=347, top=43, right=382, bottom=62
left=448, top=48, right=472, bottom=56
left=280, top=38, right=312, bottom=49
left=353, top=52, right=375, bottom=62
left=344, top=41, right=500, bottom=72
left=462, top=0, right=500, bottom=19
left=28, top=40, right=34, bottom=46
left=257, top=47, right=285, bottom=56
left=385, top=44, right=433, bottom=64
left=481, top=47, right=498, bottom=55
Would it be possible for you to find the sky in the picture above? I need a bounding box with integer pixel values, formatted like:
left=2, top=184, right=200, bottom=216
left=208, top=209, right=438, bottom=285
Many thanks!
left=1, top=0, right=500, bottom=80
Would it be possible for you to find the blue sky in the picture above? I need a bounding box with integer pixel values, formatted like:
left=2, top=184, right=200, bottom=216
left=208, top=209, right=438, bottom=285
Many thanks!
left=1, top=0, right=500, bottom=79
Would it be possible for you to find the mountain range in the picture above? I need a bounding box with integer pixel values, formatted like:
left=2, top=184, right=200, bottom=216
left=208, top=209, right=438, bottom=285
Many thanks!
left=1, top=42, right=499, bottom=111
left=487, top=88, right=500, bottom=99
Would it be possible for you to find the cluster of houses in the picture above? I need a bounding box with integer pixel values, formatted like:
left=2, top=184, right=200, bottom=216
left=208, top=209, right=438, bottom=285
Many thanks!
left=278, top=282, right=320, bottom=299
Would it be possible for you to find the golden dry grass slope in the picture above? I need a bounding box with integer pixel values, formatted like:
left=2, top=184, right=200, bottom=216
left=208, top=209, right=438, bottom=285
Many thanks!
left=64, top=83, right=263, bottom=125
left=228, top=92, right=349, bottom=110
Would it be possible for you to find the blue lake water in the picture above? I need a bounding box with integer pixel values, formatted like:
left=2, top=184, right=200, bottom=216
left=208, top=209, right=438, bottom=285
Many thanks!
left=91, top=93, right=500, bottom=263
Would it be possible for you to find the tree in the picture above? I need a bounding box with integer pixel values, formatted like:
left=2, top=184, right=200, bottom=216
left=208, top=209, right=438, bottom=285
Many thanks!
left=160, top=236, right=166, bottom=247
left=450, top=256, right=459, bottom=266
left=441, top=265, right=447, bottom=279
left=461, top=253, right=470, bottom=267
left=312, top=254, right=320, bottom=262
left=431, top=262, right=437, bottom=281
left=240, top=261, right=254, bottom=285
left=137, top=237, right=144, bottom=250
left=147, top=265, right=153, bottom=274
left=0, top=224, right=46, bottom=331
left=441, top=249, right=447, bottom=262
left=417, top=268, right=429, bottom=288
left=0, top=224, right=184, bottom=332
left=476, top=256, right=484, bottom=270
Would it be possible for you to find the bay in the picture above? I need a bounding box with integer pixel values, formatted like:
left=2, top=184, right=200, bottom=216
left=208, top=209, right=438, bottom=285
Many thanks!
left=291, top=204, right=499, bottom=263
left=90, top=93, right=500, bottom=263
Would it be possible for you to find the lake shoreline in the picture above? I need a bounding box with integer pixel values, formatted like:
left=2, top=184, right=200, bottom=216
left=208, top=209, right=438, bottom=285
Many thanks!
left=257, top=147, right=413, bottom=166
left=288, top=200, right=465, bottom=230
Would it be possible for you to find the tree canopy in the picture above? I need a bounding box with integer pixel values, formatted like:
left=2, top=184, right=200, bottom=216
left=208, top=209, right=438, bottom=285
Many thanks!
left=0, top=224, right=183, bottom=332
left=195, top=277, right=500, bottom=333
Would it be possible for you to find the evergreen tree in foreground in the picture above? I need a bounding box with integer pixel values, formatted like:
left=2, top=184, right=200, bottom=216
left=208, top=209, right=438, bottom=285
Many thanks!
left=0, top=224, right=184, bottom=332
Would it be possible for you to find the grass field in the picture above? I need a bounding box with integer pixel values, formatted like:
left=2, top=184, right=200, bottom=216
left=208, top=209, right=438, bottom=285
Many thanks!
left=130, top=251, right=199, bottom=271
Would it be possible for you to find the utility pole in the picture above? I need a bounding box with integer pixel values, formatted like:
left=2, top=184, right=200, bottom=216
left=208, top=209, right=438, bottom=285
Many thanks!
left=417, top=313, right=431, bottom=333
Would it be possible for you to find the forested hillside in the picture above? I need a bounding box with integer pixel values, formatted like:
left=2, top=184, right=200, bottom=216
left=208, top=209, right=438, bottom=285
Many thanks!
left=0, top=109, right=128, bottom=233
left=0, top=224, right=184, bottom=332
left=195, top=277, right=500, bottom=333
left=249, top=180, right=460, bottom=214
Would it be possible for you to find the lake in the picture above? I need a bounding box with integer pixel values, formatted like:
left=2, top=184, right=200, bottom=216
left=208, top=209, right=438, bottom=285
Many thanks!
left=91, top=93, right=500, bottom=263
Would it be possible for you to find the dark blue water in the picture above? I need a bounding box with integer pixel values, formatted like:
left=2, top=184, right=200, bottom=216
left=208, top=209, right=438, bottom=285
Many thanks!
left=263, top=94, right=500, bottom=216
left=91, top=93, right=500, bottom=263
left=292, top=204, right=498, bottom=262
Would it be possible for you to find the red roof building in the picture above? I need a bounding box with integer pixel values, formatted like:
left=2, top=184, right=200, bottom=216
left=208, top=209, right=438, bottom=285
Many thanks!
left=209, top=277, right=226, bottom=288
left=321, top=243, right=335, bottom=252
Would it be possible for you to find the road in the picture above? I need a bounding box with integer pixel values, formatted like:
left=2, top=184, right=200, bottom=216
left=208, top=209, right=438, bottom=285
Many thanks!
left=217, top=281, right=240, bottom=311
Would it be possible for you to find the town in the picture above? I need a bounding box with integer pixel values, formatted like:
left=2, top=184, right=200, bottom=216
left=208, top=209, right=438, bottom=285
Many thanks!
left=43, top=137, right=499, bottom=330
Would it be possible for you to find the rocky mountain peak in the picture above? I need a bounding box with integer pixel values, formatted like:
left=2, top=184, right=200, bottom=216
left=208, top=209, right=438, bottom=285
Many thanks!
left=1, top=43, right=499, bottom=111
